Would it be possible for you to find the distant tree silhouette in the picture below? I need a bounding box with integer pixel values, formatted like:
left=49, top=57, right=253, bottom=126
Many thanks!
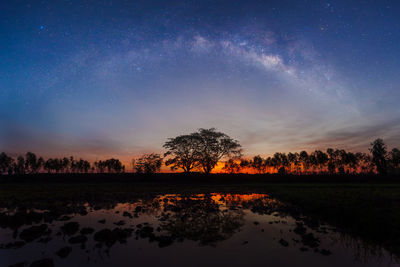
left=0, top=152, right=14, bottom=175
left=238, top=159, right=252, bottom=173
left=347, top=152, right=360, bottom=173
left=44, top=158, right=54, bottom=173
left=264, top=157, right=272, bottom=172
left=70, top=156, right=78, bottom=173
left=273, top=153, right=289, bottom=173
left=0, top=152, right=127, bottom=175
left=222, top=159, right=241, bottom=174
left=61, top=157, right=70, bottom=172
left=299, top=151, right=309, bottom=173
left=94, top=160, right=105, bottom=173
left=358, top=153, right=373, bottom=174
left=312, top=150, right=328, bottom=173
left=327, top=148, right=336, bottom=173
left=0, top=137, right=396, bottom=176
left=13, top=156, right=26, bottom=174
left=105, top=158, right=123, bottom=173
left=76, top=159, right=91, bottom=173
left=331, top=149, right=347, bottom=174
left=287, top=152, right=300, bottom=173
left=388, top=148, right=400, bottom=173
left=94, top=158, right=123, bottom=173
left=25, top=152, right=44, bottom=174
left=277, top=166, right=286, bottom=175
left=251, top=155, right=266, bottom=174
left=369, top=138, right=388, bottom=175
left=163, top=134, right=202, bottom=173
left=133, top=153, right=162, bottom=174
left=44, top=158, right=62, bottom=173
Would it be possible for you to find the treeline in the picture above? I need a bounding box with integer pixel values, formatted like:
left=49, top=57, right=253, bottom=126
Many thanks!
left=223, top=139, right=400, bottom=175
left=1, top=128, right=400, bottom=176
left=163, top=129, right=400, bottom=175
left=0, top=152, right=124, bottom=175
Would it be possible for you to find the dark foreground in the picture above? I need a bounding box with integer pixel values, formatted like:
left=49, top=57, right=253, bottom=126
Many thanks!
left=0, top=173, right=399, bottom=266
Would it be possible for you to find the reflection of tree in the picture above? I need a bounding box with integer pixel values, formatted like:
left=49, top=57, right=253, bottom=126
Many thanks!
left=158, top=196, right=244, bottom=246
left=1, top=192, right=399, bottom=266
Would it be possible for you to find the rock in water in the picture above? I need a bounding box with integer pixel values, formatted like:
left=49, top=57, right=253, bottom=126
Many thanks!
left=56, top=246, right=72, bottom=258
left=29, top=258, right=54, bottom=267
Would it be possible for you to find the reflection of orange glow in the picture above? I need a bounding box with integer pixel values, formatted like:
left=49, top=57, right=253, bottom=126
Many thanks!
left=211, top=193, right=270, bottom=203
left=159, top=193, right=277, bottom=206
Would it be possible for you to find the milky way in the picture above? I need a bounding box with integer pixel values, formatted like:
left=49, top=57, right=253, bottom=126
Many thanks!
left=1, top=0, right=400, bottom=162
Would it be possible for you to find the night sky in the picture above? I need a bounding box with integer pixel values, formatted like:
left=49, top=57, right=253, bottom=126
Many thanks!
left=1, top=0, right=400, bottom=162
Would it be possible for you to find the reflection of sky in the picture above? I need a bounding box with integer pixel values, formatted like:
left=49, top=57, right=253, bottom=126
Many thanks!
left=0, top=193, right=395, bottom=266
left=1, top=1, right=400, bottom=161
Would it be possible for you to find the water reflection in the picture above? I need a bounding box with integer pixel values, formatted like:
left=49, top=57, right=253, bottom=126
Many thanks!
left=0, top=193, right=398, bottom=267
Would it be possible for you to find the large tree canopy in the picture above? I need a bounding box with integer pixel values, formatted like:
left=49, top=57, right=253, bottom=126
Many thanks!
left=164, top=128, right=242, bottom=174
left=163, top=134, right=203, bottom=173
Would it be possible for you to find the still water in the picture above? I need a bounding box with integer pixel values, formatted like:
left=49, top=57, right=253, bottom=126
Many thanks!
left=0, top=193, right=398, bottom=267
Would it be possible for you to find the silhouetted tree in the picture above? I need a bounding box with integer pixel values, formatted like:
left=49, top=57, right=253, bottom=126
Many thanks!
left=76, top=159, right=91, bottom=173
left=332, top=149, right=347, bottom=173
left=277, top=166, right=286, bottom=175
left=287, top=152, right=300, bottom=173
left=70, top=156, right=77, bottom=173
left=299, top=151, right=309, bottom=173
left=273, top=152, right=289, bottom=172
left=240, top=159, right=251, bottom=168
left=194, top=128, right=242, bottom=174
left=44, top=158, right=54, bottom=173
left=358, top=153, right=373, bottom=174
left=251, top=155, right=266, bottom=174
left=103, top=158, right=125, bottom=173
left=94, top=160, right=105, bottom=173
left=0, top=152, right=14, bottom=175
left=313, top=150, right=328, bottom=173
left=347, top=152, right=360, bottom=173
left=264, top=157, right=272, bottom=173
left=13, top=156, right=26, bottom=174
left=308, top=152, right=318, bottom=173
left=327, top=148, right=336, bottom=173
left=25, top=152, right=44, bottom=174
left=163, top=134, right=202, bottom=173
left=44, top=158, right=62, bottom=173
left=61, top=157, right=70, bottom=172
left=238, top=159, right=252, bottom=173
left=133, top=154, right=163, bottom=174
left=369, top=138, right=388, bottom=175
left=222, top=159, right=241, bottom=174
left=388, top=148, right=400, bottom=173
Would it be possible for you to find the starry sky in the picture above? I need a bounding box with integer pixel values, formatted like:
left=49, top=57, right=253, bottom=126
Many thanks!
left=1, top=0, right=400, bottom=162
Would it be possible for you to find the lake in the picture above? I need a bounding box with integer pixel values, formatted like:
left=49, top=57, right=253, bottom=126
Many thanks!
left=0, top=193, right=398, bottom=267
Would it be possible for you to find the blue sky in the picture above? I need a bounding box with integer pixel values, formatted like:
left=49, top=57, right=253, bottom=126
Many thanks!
left=1, top=0, right=400, bottom=161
